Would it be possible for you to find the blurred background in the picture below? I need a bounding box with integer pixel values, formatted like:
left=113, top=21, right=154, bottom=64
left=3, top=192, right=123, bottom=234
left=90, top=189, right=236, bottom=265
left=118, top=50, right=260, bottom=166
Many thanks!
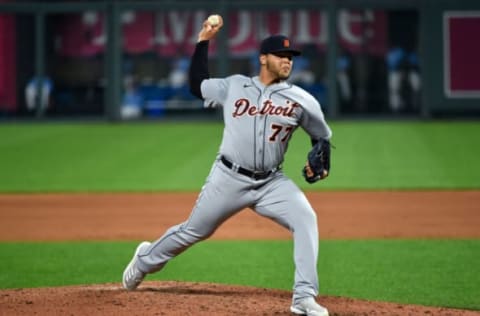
left=0, top=0, right=479, bottom=121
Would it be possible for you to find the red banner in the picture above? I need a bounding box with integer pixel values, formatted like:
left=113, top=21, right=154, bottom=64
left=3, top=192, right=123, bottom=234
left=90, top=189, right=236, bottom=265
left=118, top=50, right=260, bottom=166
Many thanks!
left=0, top=9, right=17, bottom=111
left=55, top=12, right=105, bottom=57
left=55, top=10, right=387, bottom=58
left=444, top=12, right=480, bottom=97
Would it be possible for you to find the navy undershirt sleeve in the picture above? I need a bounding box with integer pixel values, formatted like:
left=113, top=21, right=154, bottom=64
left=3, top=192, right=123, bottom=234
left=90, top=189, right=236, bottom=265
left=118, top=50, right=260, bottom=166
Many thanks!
left=188, top=40, right=210, bottom=99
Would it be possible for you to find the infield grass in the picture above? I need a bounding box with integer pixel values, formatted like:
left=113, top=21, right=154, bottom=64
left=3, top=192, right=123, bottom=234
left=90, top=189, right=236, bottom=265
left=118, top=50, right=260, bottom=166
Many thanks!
left=0, top=240, right=478, bottom=310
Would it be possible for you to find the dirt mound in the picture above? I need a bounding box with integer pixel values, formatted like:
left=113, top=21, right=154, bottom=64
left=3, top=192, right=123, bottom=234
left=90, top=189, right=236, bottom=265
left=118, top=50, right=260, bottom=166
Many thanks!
left=0, top=281, right=477, bottom=316
left=1, top=191, right=479, bottom=315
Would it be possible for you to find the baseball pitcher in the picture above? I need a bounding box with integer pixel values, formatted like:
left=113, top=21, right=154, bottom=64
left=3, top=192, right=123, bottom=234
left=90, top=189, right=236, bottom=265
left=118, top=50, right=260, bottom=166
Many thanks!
left=123, top=14, right=332, bottom=316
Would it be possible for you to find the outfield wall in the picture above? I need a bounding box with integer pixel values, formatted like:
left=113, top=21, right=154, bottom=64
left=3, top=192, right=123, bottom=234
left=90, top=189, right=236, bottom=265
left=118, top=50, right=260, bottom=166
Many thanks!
left=0, top=0, right=479, bottom=120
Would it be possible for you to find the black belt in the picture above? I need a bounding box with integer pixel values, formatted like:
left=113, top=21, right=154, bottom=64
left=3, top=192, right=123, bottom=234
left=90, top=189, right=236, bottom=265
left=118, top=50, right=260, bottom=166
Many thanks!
left=220, top=156, right=277, bottom=180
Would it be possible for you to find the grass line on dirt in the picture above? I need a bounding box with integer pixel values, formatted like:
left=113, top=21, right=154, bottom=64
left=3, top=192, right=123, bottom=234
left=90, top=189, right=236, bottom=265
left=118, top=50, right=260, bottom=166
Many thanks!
left=0, top=240, right=478, bottom=310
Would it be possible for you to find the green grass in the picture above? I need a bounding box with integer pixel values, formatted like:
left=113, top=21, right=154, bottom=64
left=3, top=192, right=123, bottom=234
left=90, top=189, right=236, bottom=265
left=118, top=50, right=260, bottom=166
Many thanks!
left=0, top=240, right=478, bottom=310
left=1, top=120, right=479, bottom=311
left=320, top=121, right=480, bottom=189
left=0, top=122, right=222, bottom=192
left=0, top=121, right=479, bottom=192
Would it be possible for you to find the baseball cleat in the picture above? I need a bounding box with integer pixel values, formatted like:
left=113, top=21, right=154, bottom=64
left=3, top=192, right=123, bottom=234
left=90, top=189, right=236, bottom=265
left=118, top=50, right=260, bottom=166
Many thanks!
left=122, top=241, right=151, bottom=290
left=290, top=297, right=329, bottom=316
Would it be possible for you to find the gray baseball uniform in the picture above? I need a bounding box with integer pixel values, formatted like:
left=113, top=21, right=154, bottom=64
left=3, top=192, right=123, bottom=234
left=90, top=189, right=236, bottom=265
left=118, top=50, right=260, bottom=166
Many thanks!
left=135, top=42, right=332, bottom=304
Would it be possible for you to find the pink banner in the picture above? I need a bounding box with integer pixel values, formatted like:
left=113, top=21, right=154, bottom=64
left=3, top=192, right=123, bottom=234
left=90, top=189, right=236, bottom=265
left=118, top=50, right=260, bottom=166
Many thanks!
left=122, top=12, right=155, bottom=54
left=0, top=8, right=17, bottom=111
left=55, top=10, right=387, bottom=58
left=445, top=13, right=480, bottom=97
left=55, top=13, right=105, bottom=57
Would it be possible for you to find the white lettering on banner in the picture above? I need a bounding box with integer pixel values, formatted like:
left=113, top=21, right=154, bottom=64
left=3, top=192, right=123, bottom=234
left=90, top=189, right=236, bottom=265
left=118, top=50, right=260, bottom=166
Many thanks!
left=153, top=13, right=167, bottom=45
left=338, top=10, right=375, bottom=46
left=56, top=10, right=387, bottom=57
left=170, top=12, right=192, bottom=43
left=122, top=11, right=136, bottom=24
left=82, top=11, right=105, bottom=47
left=191, top=12, right=207, bottom=43
left=230, top=11, right=251, bottom=46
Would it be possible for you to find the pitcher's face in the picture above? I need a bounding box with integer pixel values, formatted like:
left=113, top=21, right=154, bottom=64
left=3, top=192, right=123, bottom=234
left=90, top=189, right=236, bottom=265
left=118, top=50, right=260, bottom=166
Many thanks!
left=262, top=52, right=294, bottom=81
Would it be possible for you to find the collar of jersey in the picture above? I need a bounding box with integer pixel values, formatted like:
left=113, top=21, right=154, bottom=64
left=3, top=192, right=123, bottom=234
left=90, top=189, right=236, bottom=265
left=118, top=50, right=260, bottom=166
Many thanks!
left=252, top=76, right=289, bottom=91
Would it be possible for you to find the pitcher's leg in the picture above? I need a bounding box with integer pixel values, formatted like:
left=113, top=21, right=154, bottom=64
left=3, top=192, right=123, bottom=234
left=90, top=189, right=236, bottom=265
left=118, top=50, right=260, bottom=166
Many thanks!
left=136, top=162, right=253, bottom=274
left=290, top=202, right=319, bottom=302
left=254, top=175, right=319, bottom=302
left=136, top=221, right=205, bottom=273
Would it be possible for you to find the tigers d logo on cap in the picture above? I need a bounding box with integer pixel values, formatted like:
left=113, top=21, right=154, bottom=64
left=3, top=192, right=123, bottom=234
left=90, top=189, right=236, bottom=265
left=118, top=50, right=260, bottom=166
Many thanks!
left=260, top=35, right=301, bottom=56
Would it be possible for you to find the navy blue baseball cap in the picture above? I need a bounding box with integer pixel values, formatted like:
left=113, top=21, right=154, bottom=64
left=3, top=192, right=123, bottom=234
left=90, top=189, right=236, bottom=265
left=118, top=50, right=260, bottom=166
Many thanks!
left=260, top=35, right=301, bottom=56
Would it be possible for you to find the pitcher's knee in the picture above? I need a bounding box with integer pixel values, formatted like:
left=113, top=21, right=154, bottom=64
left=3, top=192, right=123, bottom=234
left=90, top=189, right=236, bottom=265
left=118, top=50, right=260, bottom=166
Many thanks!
left=300, top=207, right=317, bottom=223
left=177, top=224, right=214, bottom=244
left=293, top=208, right=318, bottom=231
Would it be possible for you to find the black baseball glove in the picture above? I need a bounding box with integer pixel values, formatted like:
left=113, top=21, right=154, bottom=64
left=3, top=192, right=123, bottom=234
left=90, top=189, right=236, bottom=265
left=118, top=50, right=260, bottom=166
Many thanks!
left=302, top=138, right=331, bottom=184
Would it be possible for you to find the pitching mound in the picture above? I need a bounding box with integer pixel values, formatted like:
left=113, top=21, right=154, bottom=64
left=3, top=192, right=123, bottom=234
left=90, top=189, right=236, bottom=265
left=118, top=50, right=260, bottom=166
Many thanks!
left=1, top=191, right=479, bottom=315
left=0, top=281, right=477, bottom=316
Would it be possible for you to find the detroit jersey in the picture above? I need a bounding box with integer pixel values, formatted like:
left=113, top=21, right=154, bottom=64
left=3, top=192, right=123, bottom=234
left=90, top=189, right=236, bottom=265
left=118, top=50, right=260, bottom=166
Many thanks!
left=201, top=74, right=332, bottom=171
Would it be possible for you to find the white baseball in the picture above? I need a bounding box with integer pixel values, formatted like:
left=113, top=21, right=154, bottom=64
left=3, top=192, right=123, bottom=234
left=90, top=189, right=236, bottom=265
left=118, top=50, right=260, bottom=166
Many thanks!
left=207, top=14, right=220, bottom=26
